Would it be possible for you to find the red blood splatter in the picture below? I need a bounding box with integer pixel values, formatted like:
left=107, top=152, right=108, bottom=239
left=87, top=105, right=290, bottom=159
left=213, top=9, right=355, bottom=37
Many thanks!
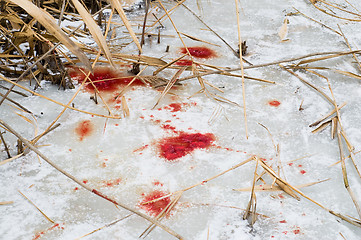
left=32, top=223, right=62, bottom=240
left=68, top=149, right=72, bottom=152
left=102, top=178, right=122, bottom=187
left=280, top=220, right=287, bottom=223
left=298, top=164, right=303, bottom=167
left=175, top=59, right=193, bottom=66
left=139, top=190, right=171, bottom=217
left=268, top=100, right=281, bottom=107
left=161, top=124, right=177, bottom=133
left=278, top=193, right=285, bottom=199
left=133, top=144, right=149, bottom=154
left=68, top=66, right=144, bottom=93
left=159, top=132, right=215, bottom=161
left=75, top=120, right=94, bottom=141
left=288, top=163, right=294, bottom=166
left=74, top=187, right=79, bottom=191
left=168, top=103, right=182, bottom=112
left=283, top=231, right=288, bottom=235
left=293, top=229, right=301, bottom=234
left=180, top=47, right=216, bottom=59
left=153, top=180, right=164, bottom=187
left=82, top=180, right=88, bottom=184
left=300, top=170, right=306, bottom=174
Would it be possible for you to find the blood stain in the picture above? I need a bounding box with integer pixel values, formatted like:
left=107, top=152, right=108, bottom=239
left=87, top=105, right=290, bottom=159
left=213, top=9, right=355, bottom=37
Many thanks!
left=180, top=46, right=216, bottom=59
left=300, top=170, right=306, bottom=174
left=75, top=120, right=94, bottom=141
left=280, top=220, right=287, bottom=223
left=33, top=223, right=62, bottom=240
left=161, top=124, right=177, bottom=133
left=168, top=103, right=182, bottom=112
left=293, top=229, right=301, bottom=234
left=268, top=100, right=281, bottom=107
left=153, top=180, right=164, bottom=187
left=175, top=59, right=193, bottom=66
left=68, top=66, right=144, bottom=93
left=139, top=190, right=171, bottom=217
left=159, top=132, right=215, bottom=161
left=133, top=144, right=149, bottom=153
left=102, top=178, right=122, bottom=187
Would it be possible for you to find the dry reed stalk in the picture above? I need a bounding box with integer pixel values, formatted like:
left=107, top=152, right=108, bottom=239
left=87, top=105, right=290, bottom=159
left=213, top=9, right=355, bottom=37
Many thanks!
left=109, top=0, right=142, bottom=52
left=311, top=120, right=331, bottom=134
left=337, top=129, right=361, bottom=219
left=179, top=32, right=220, bottom=47
left=0, top=119, right=183, bottom=239
left=18, top=190, right=54, bottom=223
left=152, top=66, right=187, bottom=109
left=257, top=157, right=300, bottom=200
left=0, top=130, right=11, bottom=158
left=121, top=96, right=130, bottom=117
left=75, top=214, right=133, bottom=240
left=8, top=0, right=91, bottom=70
left=177, top=50, right=361, bottom=82
left=337, top=24, right=361, bottom=72
left=293, top=7, right=341, bottom=36
left=234, top=179, right=330, bottom=192
left=71, top=0, right=114, bottom=67
left=310, top=0, right=361, bottom=21
left=234, top=0, right=248, bottom=139
left=243, top=160, right=258, bottom=225
left=153, top=53, right=188, bottom=76
left=280, top=64, right=333, bottom=103
left=0, top=153, right=24, bottom=166
left=309, top=102, right=346, bottom=127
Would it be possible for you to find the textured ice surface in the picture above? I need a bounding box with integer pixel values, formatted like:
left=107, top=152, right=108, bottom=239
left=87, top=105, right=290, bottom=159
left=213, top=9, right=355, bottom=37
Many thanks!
left=1, top=0, right=361, bottom=239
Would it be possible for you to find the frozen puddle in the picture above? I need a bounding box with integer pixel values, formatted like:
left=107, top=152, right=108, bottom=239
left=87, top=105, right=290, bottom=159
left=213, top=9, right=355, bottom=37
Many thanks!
left=1, top=0, right=361, bottom=239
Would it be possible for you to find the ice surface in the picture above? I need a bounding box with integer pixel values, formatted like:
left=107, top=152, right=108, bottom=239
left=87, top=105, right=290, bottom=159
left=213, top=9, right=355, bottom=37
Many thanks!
left=1, top=0, right=361, bottom=239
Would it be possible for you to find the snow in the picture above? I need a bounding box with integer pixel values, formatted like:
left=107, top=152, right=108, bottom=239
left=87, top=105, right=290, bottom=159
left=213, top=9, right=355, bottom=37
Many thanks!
left=1, top=0, right=361, bottom=239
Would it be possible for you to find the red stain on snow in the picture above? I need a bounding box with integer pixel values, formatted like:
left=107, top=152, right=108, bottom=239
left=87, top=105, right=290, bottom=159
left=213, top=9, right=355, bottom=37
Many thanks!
left=159, top=132, right=215, bottom=161
left=180, top=46, right=216, bottom=59
left=68, top=66, right=144, bottom=93
left=268, top=100, right=281, bottom=107
left=32, top=223, right=63, bottom=240
left=168, top=103, right=182, bottom=112
left=75, top=120, right=94, bottom=141
left=279, top=220, right=287, bottom=223
left=102, top=178, right=122, bottom=187
left=300, top=170, right=306, bottom=175
left=133, top=144, right=149, bottom=153
left=153, top=180, right=164, bottom=187
left=139, top=190, right=171, bottom=217
left=175, top=59, right=193, bottom=66
left=161, top=124, right=177, bottom=133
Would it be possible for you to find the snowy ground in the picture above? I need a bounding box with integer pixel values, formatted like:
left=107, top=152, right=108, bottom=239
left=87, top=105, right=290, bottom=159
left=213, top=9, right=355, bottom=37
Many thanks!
left=1, top=0, right=361, bottom=239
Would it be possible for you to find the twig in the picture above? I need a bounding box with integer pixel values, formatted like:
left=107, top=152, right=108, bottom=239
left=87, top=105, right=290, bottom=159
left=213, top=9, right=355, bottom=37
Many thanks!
left=177, top=50, right=361, bottom=82
left=0, top=131, right=11, bottom=158
left=235, top=0, right=248, bottom=139
left=18, top=190, right=54, bottom=223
